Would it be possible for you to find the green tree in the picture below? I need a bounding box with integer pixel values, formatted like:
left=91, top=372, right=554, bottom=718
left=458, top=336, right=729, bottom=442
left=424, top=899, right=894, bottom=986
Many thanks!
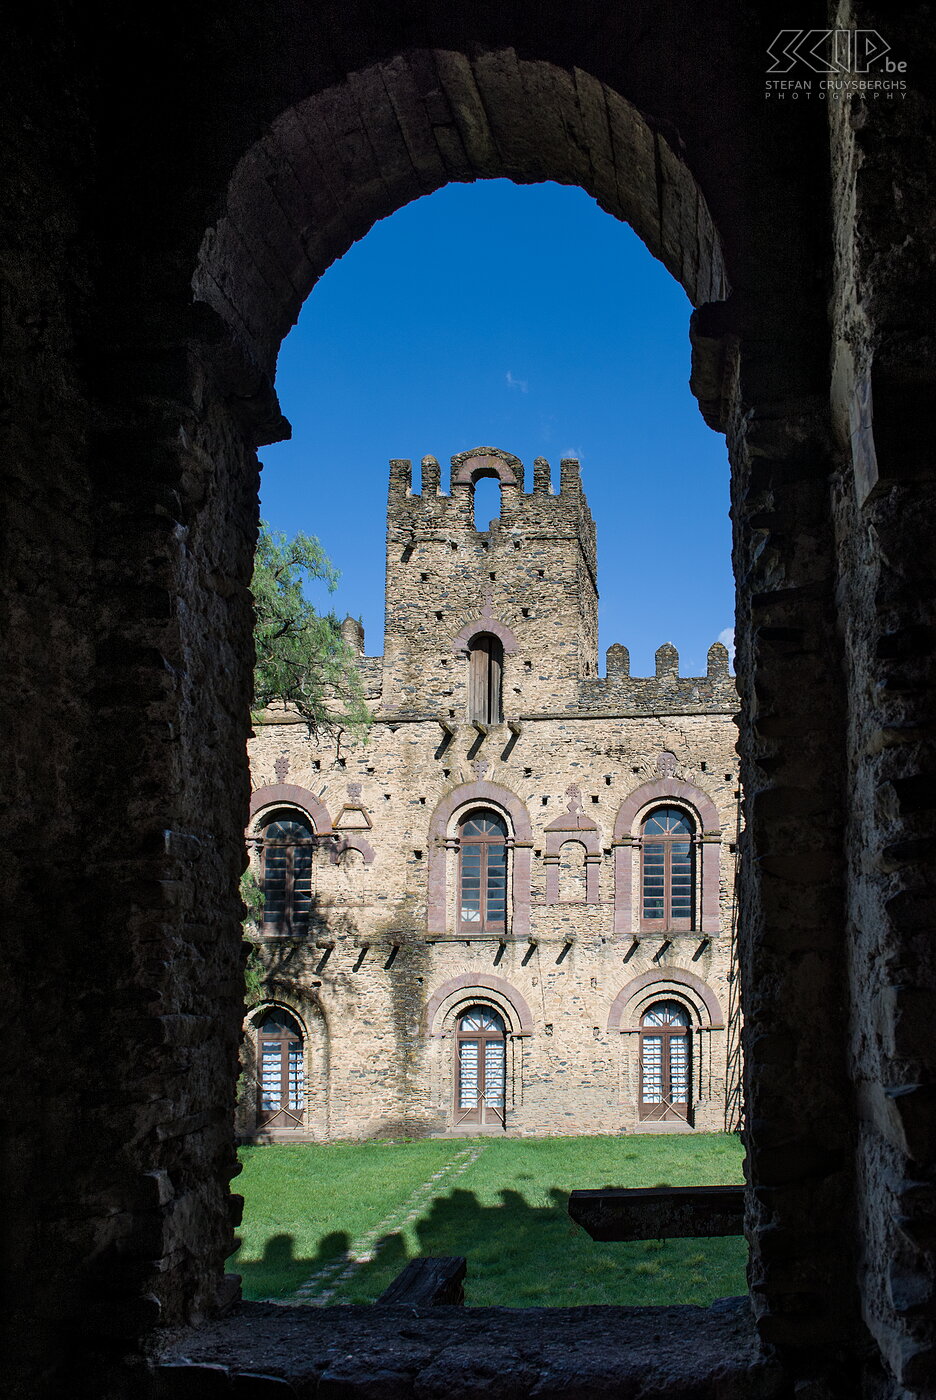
left=240, top=869, right=265, bottom=1006
left=251, top=523, right=370, bottom=741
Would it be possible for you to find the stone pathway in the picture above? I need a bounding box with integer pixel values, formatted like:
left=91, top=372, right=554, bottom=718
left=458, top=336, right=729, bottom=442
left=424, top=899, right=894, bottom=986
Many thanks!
left=281, top=1144, right=486, bottom=1306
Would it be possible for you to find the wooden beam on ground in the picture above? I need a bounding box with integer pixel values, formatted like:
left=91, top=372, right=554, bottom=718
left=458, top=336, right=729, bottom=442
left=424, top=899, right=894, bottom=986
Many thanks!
left=568, top=1185, right=744, bottom=1241
left=375, top=1256, right=467, bottom=1305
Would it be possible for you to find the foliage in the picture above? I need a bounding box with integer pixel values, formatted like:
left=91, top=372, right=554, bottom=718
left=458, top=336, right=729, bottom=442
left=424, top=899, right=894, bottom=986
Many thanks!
left=240, top=869, right=265, bottom=1006
left=241, top=867, right=265, bottom=927
left=251, top=523, right=370, bottom=740
left=228, top=1134, right=747, bottom=1306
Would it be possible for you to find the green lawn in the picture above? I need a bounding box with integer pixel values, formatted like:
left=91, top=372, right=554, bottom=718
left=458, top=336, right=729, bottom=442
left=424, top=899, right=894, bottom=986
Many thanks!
left=229, top=1133, right=747, bottom=1307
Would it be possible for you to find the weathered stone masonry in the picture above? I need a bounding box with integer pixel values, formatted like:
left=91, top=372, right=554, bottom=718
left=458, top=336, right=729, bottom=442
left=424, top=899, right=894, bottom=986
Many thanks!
left=244, top=447, right=741, bottom=1140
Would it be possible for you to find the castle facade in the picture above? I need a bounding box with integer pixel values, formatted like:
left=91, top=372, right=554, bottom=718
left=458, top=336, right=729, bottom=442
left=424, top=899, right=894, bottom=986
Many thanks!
left=243, top=447, right=740, bottom=1139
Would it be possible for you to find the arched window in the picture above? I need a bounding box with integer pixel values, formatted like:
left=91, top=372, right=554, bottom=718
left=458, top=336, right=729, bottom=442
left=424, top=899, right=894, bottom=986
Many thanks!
left=260, top=809, right=315, bottom=935
left=640, top=805, right=696, bottom=931
left=257, top=1008, right=305, bottom=1128
left=472, top=474, right=502, bottom=532
left=455, top=1005, right=506, bottom=1127
left=467, top=633, right=503, bottom=723
left=458, top=809, right=508, bottom=933
left=639, top=999, right=691, bottom=1122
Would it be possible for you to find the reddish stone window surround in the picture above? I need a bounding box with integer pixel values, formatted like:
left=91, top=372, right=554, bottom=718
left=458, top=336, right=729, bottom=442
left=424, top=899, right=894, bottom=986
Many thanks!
left=427, top=782, right=532, bottom=936
left=450, top=616, right=519, bottom=656
left=425, top=972, right=534, bottom=1038
left=612, top=779, right=721, bottom=935
left=606, top=968, right=725, bottom=1032
left=248, top=783, right=333, bottom=834
left=247, top=786, right=337, bottom=932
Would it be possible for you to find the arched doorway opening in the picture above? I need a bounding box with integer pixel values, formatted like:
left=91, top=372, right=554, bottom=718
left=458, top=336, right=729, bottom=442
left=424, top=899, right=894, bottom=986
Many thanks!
left=256, top=1008, right=305, bottom=1130
left=638, top=1000, right=692, bottom=1124
left=454, top=1005, right=507, bottom=1128
left=194, top=46, right=743, bottom=1314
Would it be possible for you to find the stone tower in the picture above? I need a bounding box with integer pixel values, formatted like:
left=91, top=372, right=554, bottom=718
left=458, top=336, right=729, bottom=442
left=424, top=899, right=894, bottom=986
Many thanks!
left=382, top=445, right=599, bottom=718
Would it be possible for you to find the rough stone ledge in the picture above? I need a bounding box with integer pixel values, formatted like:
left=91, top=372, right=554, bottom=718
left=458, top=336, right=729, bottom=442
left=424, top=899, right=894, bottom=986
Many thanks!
left=157, top=1296, right=789, bottom=1397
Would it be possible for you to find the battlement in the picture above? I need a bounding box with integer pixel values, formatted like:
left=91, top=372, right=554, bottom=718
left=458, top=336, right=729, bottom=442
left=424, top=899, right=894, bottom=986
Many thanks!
left=389, top=448, right=588, bottom=503
left=388, top=447, right=596, bottom=585
left=388, top=446, right=591, bottom=518
left=577, top=640, right=737, bottom=713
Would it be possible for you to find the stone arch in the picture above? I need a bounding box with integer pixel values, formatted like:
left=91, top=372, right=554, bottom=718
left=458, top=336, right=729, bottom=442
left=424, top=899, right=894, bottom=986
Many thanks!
left=430, top=781, right=533, bottom=842
left=450, top=616, right=519, bottom=655
left=451, top=447, right=521, bottom=487
left=248, top=783, right=333, bottom=834
left=613, top=778, right=721, bottom=838
left=328, top=833, right=375, bottom=866
left=426, top=972, right=534, bottom=1038
left=193, top=51, right=728, bottom=383
left=246, top=996, right=315, bottom=1041
left=613, top=778, right=722, bottom=935
left=427, top=781, right=532, bottom=935
left=606, top=969, right=724, bottom=1032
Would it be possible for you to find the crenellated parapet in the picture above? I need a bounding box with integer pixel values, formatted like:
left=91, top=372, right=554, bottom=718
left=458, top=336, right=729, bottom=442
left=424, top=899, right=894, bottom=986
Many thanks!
left=386, top=447, right=597, bottom=586
left=577, top=639, right=737, bottom=713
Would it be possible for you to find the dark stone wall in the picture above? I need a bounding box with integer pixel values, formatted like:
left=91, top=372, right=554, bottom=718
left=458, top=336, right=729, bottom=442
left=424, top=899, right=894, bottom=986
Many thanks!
left=2, top=2, right=935, bottom=1396
left=828, top=4, right=936, bottom=1387
left=2, top=14, right=99, bottom=1389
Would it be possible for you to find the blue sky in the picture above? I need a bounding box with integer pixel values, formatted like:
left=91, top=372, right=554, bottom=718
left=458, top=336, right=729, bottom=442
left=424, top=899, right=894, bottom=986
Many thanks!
left=260, top=179, right=733, bottom=677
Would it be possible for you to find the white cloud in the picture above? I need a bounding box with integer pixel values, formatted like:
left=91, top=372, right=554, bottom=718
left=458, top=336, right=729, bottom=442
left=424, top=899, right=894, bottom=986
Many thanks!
left=562, top=446, right=585, bottom=462
left=505, top=370, right=528, bottom=393
left=718, top=627, right=735, bottom=666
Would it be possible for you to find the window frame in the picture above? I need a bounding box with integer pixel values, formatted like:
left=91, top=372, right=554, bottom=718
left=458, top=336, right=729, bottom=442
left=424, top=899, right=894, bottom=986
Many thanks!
left=638, top=804, right=697, bottom=932
left=256, top=1007, right=305, bottom=1129
left=454, top=1003, right=507, bottom=1127
left=638, top=998, right=692, bottom=1122
left=456, top=807, right=509, bottom=935
left=258, top=807, right=317, bottom=937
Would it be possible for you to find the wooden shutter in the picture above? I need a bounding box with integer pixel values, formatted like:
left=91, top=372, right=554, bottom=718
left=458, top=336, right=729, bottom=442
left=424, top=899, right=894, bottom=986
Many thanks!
left=468, top=634, right=503, bottom=723
left=469, top=637, right=490, bottom=721
left=487, top=638, right=502, bottom=722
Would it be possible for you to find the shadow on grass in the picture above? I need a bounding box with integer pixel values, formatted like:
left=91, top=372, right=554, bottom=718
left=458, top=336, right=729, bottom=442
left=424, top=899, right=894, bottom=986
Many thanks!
left=232, top=1184, right=747, bottom=1308
left=233, top=1228, right=352, bottom=1299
